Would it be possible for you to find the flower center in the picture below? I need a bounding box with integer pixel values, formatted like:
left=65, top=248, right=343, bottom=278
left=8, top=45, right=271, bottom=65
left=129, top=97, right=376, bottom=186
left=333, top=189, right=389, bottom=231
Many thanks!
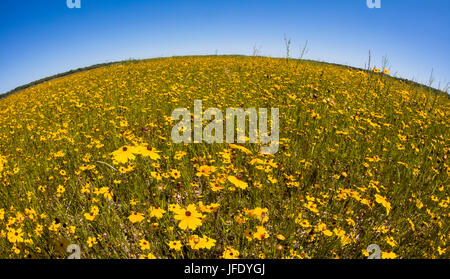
left=185, top=211, right=192, bottom=217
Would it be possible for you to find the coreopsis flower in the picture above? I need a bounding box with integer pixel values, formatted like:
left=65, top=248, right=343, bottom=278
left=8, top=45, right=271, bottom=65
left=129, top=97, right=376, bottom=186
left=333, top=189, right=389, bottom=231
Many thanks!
left=385, top=236, right=397, bottom=247
left=298, top=219, right=311, bottom=228
left=253, top=226, right=269, bottom=240
left=382, top=251, right=398, bottom=259
left=134, top=145, right=161, bottom=160
left=128, top=211, right=145, bottom=223
left=304, top=201, right=319, bottom=214
left=150, top=171, right=162, bottom=181
left=170, top=169, right=181, bottom=179
left=149, top=206, right=166, bottom=219
left=49, top=221, right=61, bottom=232
left=168, top=240, right=182, bottom=251
left=87, top=236, right=97, bottom=247
left=84, top=206, right=99, bottom=221
left=188, top=234, right=201, bottom=250
left=317, top=223, right=333, bottom=237
left=222, top=246, right=239, bottom=259
left=229, top=144, right=252, bottom=154
left=111, top=146, right=136, bottom=164
left=244, top=229, right=253, bottom=241
left=227, top=176, right=248, bottom=190
left=174, top=151, right=187, bottom=160
left=198, top=201, right=220, bottom=213
left=168, top=203, right=181, bottom=213
left=277, top=234, right=286, bottom=241
left=210, top=182, right=225, bottom=192
left=7, top=228, right=24, bottom=243
left=437, top=247, right=447, bottom=255
left=201, top=236, right=216, bottom=250
left=375, top=194, right=391, bottom=215
left=56, top=185, right=65, bottom=197
left=173, top=204, right=203, bottom=230
left=139, top=239, right=150, bottom=250
left=196, top=165, right=216, bottom=177
left=244, top=207, right=269, bottom=223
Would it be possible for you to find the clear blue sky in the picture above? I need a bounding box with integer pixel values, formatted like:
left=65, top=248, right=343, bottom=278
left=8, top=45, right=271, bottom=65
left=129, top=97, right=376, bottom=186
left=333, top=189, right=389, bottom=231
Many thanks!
left=1, top=0, right=449, bottom=94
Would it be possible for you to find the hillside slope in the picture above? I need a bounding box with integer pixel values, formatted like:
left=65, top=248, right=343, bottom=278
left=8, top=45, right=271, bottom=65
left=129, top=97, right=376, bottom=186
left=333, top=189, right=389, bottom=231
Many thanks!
left=0, top=56, right=448, bottom=259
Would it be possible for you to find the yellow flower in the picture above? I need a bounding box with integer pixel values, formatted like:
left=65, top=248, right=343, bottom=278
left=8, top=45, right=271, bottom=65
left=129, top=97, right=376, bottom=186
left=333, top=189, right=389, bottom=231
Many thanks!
left=128, top=211, right=145, bottom=223
left=56, top=185, right=65, bottom=195
left=139, top=239, right=150, bottom=250
left=196, top=165, right=216, bottom=177
left=407, top=218, right=415, bottom=231
left=149, top=206, right=166, bottom=219
left=84, top=205, right=99, bottom=221
left=304, top=201, right=319, bottom=214
left=134, top=145, right=161, bottom=160
left=346, top=218, right=355, bottom=226
left=188, top=234, right=201, bottom=250
left=170, top=169, right=181, bottom=179
left=375, top=194, right=391, bottom=215
left=244, top=207, right=269, bottom=223
left=438, top=200, right=448, bottom=208
left=437, top=247, right=447, bottom=255
left=222, top=246, right=239, bottom=259
left=201, top=236, right=216, bottom=250
left=188, top=235, right=216, bottom=250
left=111, top=145, right=136, bottom=164
left=87, top=236, right=97, bottom=247
left=210, top=182, right=224, bottom=192
left=415, top=199, right=423, bottom=209
left=168, top=203, right=182, bottom=212
left=7, top=228, right=24, bottom=243
left=317, top=223, right=333, bottom=236
left=84, top=211, right=96, bottom=221
left=49, top=221, right=61, bottom=232
left=298, top=219, right=311, bottom=228
left=253, top=226, right=269, bottom=240
left=198, top=201, right=220, bottom=213
left=382, top=251, right=397, bottom=259
left=168, top=240, right=182, bottom=251
left=227, top=176, right=248, bottom=190
left=173, top=204, right=203, bottom=230
left=150, top=171, right=162, bottom=181
left=385, top=236, right=397, bottom=247
left=229, top=144, right=252, bottom=154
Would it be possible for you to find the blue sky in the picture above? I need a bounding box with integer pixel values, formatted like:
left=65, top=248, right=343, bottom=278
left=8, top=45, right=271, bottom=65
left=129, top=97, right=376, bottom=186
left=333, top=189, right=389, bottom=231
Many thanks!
left=0, top=0, right=449, bottom=94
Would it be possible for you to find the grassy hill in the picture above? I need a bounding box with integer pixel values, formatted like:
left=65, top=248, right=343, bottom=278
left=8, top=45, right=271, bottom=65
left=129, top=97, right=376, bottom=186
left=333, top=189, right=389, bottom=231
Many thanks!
left=0, top=56, right=448, bottom=259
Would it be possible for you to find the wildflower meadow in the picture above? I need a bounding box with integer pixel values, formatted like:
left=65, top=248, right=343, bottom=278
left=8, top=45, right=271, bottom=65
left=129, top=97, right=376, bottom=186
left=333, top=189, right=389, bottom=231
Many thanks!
left=0, top=56, right=448, bottom=259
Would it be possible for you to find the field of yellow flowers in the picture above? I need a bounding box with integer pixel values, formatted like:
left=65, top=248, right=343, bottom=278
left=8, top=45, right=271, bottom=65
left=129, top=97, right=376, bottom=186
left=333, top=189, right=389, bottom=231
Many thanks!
left=0, top=56, right=448, bottom=259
